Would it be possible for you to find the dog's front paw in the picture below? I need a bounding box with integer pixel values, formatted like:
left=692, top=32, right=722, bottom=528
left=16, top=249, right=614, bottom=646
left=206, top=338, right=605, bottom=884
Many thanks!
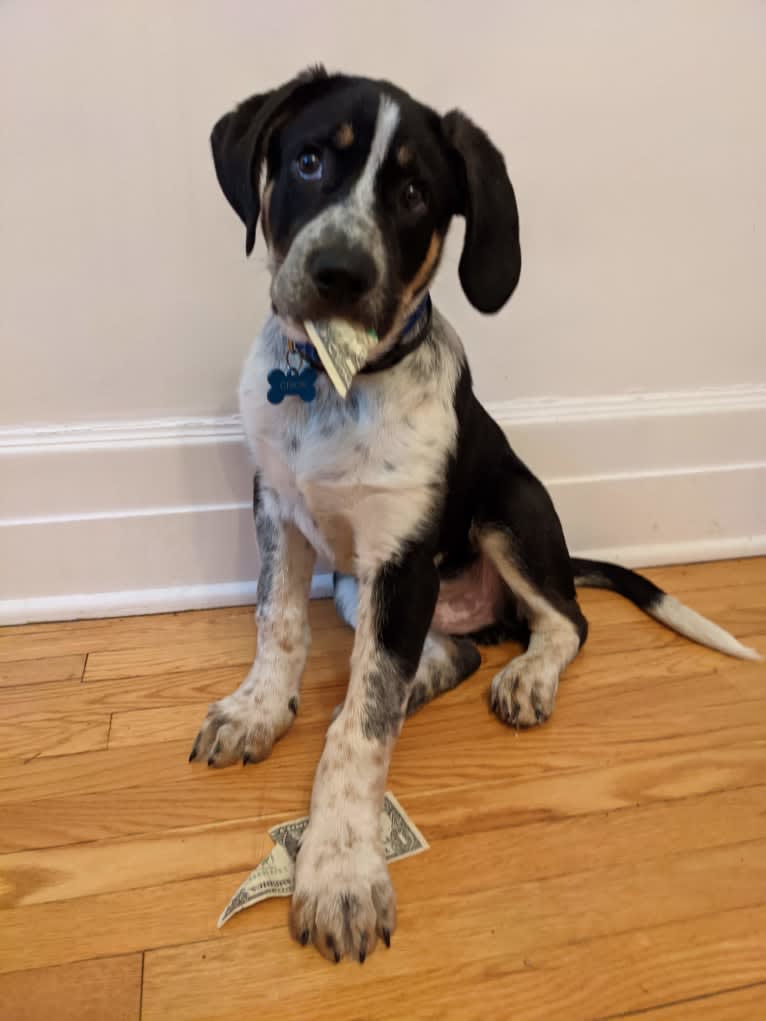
left=490, top=653, right=559, bottom=728
left=189, top=688, right=297, bottom=768
left=288, top=828, right=396, bottom=963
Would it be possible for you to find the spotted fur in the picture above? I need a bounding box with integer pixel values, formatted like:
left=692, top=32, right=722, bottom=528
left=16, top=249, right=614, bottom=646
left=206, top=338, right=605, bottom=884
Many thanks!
left=200, top=68, right=761, bottom=963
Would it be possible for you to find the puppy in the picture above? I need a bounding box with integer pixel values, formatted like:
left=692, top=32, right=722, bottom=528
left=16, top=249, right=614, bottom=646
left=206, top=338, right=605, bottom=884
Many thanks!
left=193, top=67, right=760, bottom=962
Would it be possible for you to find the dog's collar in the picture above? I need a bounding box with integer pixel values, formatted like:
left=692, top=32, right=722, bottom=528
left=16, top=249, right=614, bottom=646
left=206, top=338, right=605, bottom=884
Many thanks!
left=289, top=295, right=432, bottom=377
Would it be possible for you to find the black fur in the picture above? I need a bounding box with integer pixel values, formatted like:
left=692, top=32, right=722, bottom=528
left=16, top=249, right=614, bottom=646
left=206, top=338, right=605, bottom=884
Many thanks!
left=211, top=68, right=330, bottom=255
left=571, top=557, right=665, bottom=612
left=374, top=545, right=440, bottom=675
left=361, top=546, right=440, bottom=740
left=432, top=361, right=588, bottom=648
left=442, top=111, right=522, bottom=313
left=210, top=69, right=520, bottom=332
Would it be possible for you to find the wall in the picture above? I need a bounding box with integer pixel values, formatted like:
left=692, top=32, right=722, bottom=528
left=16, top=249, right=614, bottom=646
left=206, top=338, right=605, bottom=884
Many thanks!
left=1, top=1, right=765, bottom=622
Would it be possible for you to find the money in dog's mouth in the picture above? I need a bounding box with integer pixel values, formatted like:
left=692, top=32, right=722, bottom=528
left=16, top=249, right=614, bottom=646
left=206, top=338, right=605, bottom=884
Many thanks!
left=303, top=318, right=379, bottom=398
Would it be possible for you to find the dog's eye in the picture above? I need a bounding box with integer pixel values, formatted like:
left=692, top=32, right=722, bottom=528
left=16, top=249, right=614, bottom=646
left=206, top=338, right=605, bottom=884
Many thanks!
left=401, top=180, right=427, bottom=214
left=296, top=148, right=323, bottom=181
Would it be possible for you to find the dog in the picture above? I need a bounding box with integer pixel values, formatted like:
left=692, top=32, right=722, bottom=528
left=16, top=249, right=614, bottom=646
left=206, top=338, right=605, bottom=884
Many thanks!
left=193, top=66, right=760, bottom=963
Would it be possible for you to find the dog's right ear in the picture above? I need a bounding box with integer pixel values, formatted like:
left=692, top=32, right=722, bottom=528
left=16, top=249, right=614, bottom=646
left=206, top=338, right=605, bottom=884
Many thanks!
left=211, top=66, right=328, bottom=256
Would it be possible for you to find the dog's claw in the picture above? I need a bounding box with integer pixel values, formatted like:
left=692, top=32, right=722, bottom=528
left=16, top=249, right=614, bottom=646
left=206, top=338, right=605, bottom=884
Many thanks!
left=326, top=934, right=340, bottom=962
left=300, top=929, right=309, bottom=946
left=383, top=927, right=391, bottom=948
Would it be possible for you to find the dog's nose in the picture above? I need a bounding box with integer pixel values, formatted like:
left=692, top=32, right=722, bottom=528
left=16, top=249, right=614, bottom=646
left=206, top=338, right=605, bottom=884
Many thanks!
left=308, top=245, right=377, bottom=302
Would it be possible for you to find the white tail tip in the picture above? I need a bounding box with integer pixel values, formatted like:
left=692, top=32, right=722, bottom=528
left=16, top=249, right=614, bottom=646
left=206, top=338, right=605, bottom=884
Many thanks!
left=650, top=595, right=762, bottom=661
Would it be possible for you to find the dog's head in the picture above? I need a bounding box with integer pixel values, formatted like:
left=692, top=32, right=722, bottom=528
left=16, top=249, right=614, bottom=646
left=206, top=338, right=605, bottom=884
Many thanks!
left=211, top=67, right=521, bottom=338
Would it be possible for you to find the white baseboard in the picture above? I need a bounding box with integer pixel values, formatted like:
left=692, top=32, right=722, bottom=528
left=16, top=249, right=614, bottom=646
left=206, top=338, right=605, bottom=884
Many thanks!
left=2, top=384, right=764, bottom=625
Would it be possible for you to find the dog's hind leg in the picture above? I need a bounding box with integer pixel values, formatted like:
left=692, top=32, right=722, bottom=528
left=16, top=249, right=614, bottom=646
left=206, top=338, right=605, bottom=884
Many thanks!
left=333, top=573, right=480, bottom=716
left=476, top=463, right=587, bottom=728
left=405, top=633, right=481, bottom=715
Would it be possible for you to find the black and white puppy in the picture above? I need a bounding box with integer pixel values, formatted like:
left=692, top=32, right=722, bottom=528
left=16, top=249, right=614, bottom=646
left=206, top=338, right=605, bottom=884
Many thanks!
left=194, top=67, right=759, bottom=962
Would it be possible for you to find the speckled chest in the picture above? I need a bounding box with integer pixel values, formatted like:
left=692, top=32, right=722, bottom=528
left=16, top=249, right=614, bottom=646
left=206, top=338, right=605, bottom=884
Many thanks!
left=238, top=317, right=460, bottom=570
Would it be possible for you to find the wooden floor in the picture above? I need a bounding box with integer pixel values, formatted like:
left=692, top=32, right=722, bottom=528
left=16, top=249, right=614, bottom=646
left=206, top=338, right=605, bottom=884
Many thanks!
left=0, top=559, right=765, bottom=1020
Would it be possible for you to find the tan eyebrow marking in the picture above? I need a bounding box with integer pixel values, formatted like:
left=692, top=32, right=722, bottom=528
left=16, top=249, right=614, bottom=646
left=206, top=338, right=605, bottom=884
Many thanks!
left=334, top=122, right=354, bottom=148
left=397, top=144, right=413, bottom=167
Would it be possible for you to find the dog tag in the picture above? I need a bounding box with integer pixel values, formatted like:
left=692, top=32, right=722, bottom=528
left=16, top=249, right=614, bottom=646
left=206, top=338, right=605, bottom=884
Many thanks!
left=266, top=366, right=317, bottom=404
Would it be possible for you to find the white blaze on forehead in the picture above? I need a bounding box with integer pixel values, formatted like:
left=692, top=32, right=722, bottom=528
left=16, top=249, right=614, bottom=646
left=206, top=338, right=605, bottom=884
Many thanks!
left=354, top=95, right=400, bottom=210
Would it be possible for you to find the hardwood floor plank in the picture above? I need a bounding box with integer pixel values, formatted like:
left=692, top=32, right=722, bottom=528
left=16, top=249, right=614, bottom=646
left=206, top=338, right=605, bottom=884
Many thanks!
left=81, top=625, right=354, bottom=683
left=2, top=825, right=765, bottom=976
left=0, top=622, right=758, bottom=759
left=637, top=556, right=766, bottom=593
left=0, top=558, right=761, bottom=665
left=106, top=680, right=347, bottom=749
left=103, top=657, right=766, bottom=763
left=1, top=709, right=764, bottom=854
left=0, top=954, right=142, bottom=1021
left=0, top=709, right=110, bottom=761
left=0, top=817, right=273, bottom=909
left=140, top=902, right=766, bottom=1021
left=0, top=654, right=86, bottom=689
left=0, top=653, right=762, bottom=806
left=0, top=605, right=253, bottom=661
left=1, top=782, right=763, bottom=913
left=0, top=599, right=342, bottom=663
left=77, top=582, right=765, bottom=684
left=613, top=982, right=766, bottom=1019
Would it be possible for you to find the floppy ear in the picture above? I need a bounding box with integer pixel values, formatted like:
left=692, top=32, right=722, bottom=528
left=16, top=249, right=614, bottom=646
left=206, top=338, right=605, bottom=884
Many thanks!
left=210, top=66, right=328, bottom=256
left=442, top=110, right=521, bottom=313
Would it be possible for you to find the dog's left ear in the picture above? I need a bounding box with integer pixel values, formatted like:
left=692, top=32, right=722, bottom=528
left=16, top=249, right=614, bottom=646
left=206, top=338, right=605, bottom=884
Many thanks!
left=442, top=111, right=521, bottom=313
left=211, top=66, right=328, bottom=256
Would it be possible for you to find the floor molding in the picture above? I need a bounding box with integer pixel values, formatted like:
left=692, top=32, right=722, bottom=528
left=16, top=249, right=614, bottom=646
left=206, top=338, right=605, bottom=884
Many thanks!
left=2, top=384, right=764, bottom=624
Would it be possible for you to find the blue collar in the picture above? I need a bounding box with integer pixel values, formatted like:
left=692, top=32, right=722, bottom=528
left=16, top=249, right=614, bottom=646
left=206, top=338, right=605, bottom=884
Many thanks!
left=291, top=294, right=432, bottom=375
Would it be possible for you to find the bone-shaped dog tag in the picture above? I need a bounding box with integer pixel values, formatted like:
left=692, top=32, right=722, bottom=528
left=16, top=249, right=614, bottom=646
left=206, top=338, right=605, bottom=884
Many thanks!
left=266, top=367, right=317, bottom=404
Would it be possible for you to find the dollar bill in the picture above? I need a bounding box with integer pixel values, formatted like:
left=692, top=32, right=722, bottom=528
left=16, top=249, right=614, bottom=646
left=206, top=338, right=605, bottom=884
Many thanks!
left=216, top=842, right=295, bottom=928
left=304, top=318, right=378, bottom=398
left=217, top=792, right=428, bottom=928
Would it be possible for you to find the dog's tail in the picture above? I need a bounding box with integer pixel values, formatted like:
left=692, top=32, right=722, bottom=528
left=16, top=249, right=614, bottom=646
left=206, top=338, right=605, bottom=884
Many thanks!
left=571, top=558, right=761, bottom=661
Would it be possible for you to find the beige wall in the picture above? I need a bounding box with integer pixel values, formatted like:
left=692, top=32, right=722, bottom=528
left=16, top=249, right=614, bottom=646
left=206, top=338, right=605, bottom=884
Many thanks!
left=2, top=0, right=765, bottom=428
left=2, top=1, right=766, bottom=621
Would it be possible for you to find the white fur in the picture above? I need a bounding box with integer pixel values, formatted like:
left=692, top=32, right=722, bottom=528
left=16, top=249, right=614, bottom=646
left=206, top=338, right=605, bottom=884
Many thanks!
left=239, top=309, right=463, bottom=574
left=480, top=533, right=581, bottom=725
left=650, top=594, right=761, bottom=661
left=354, top=97, right=400, bottom=210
